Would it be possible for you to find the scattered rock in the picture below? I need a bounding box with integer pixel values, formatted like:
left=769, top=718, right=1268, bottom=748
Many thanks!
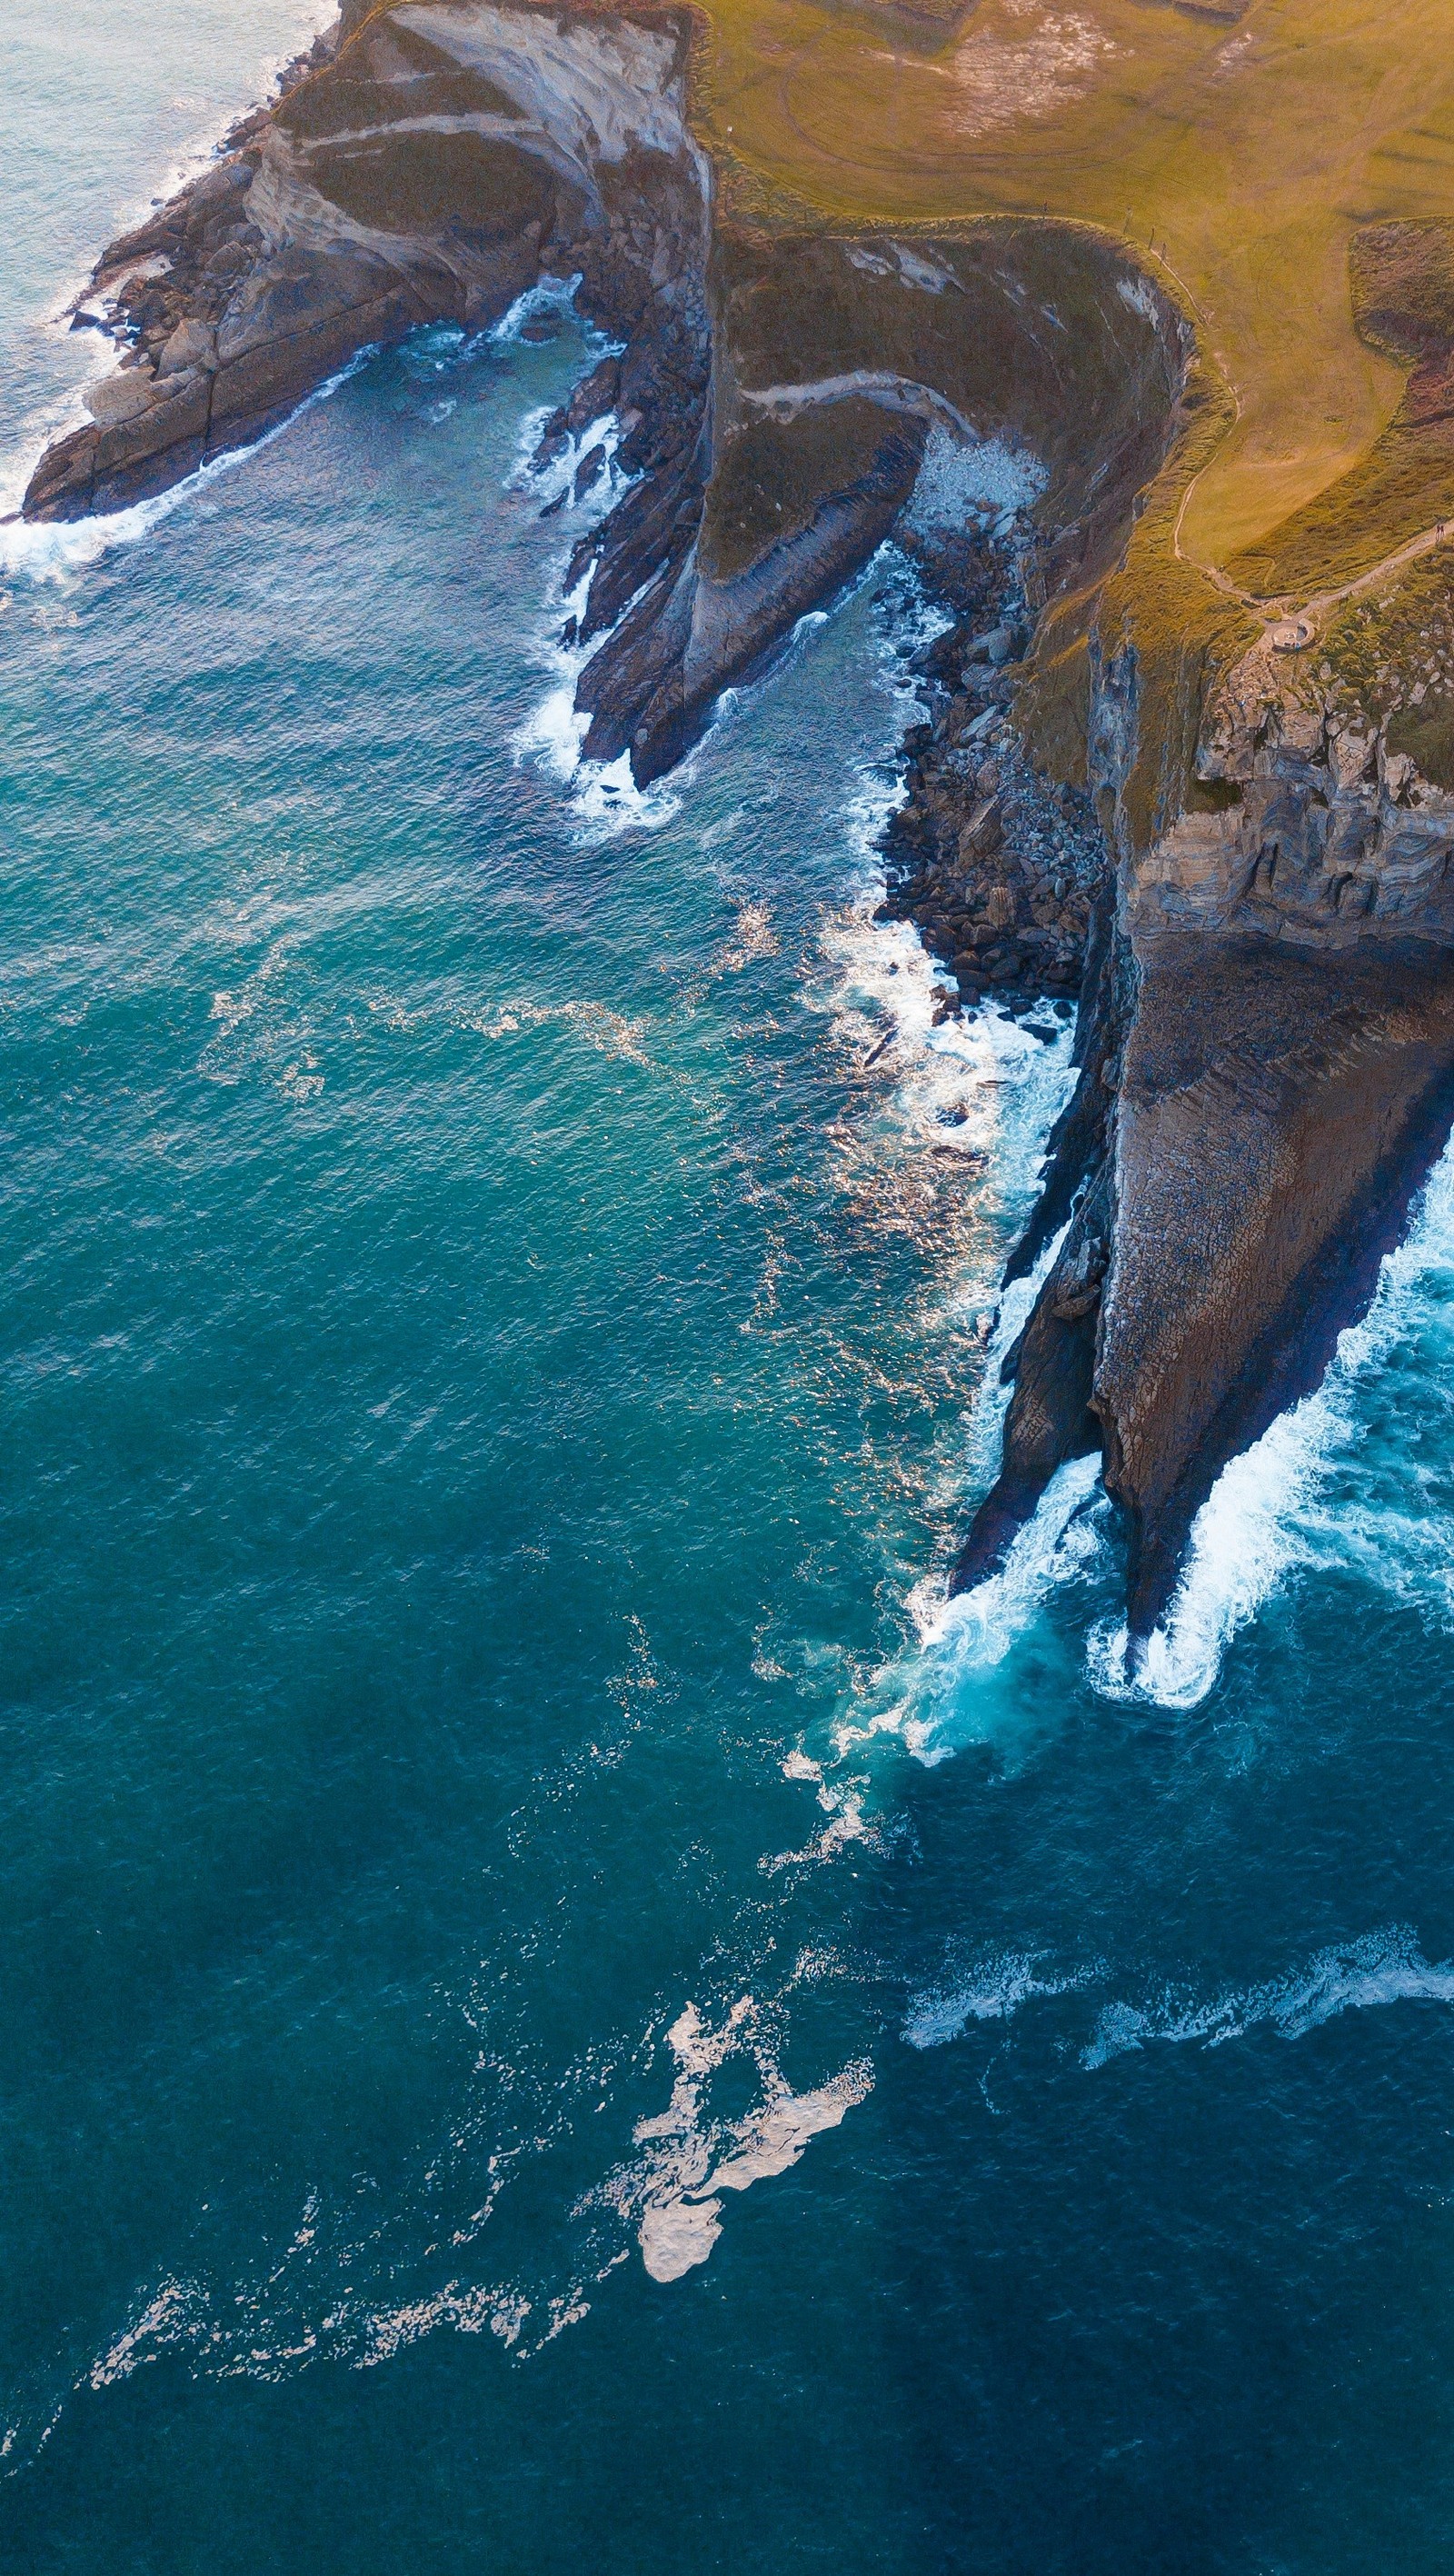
left=876, top=562, right=1107, bottom=1015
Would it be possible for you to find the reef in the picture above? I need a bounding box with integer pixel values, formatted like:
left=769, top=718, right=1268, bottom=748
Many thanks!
left=21, top=0, right=1454, bottom=1642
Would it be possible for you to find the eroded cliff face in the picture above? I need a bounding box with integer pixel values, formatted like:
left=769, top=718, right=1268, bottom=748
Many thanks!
left=23, top=1, right=711, bottom=521
left=24, top=0, right=1454, bottom=1642
left=1114, top=639, right=1454, bottom=1628
left=21, top=1, right=1185, bottom=804
left=959, top=616, right=1454, bottom=1637
left=573, top=216, right=1188, bottom=781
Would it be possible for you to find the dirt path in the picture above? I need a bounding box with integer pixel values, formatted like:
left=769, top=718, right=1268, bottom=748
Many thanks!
left=1175, top=467, right=1453, bottom=642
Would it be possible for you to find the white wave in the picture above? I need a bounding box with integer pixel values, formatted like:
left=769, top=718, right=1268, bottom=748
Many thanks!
left=518, top=532, right=926, bottom=844
left=1083, top=1924, right=1454, bottom=2071
left=878, top=1455, right=1102, bottom=1763
left=812, top=877, right=1077, bottom=1239
left=1085, top=1407, right=1322, bottom=1712
left=353, top=2280, right=533, bottom=2368
left=811, top=560, right=1076, bottom=1242
left=826, top=1441, right=1100, bottom=1770
left=792, top=557, right=1096, bottom=1767
left=487, top=272, right=592, bottom=347
left=509, top=367, right=708, bottom=840
left=513, top=658, right=687, bottom=837
left=1089, top=1128, right=1454, bottom=1711
left=534, top=595, right=856, bottom=841
left=812, top=1103, right=1090, bottom=1771
left=904, top=1947, right=1092, bottom=2048
left=0, top=346, right=374, bottom=584
left=3, top=279, right=594, bottom=585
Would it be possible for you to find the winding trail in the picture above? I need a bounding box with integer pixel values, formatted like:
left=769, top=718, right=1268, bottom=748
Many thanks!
left=739, top=369, right=985, bottom=442
left=1129, top=237, right=1452, bottom=643
left=1175, top=454, right=1453, bottom=639
left=742, top=342, right=1454, bottom=650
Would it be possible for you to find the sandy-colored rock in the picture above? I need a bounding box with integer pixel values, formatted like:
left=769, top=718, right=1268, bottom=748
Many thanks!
left=157, top=318, right=217, bottom=376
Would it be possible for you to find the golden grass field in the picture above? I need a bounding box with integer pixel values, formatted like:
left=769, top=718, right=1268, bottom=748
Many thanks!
left=684, top=0, right=1454, bottom=597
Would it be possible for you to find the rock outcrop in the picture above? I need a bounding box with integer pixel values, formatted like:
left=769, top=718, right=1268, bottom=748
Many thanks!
left=23, top=0, right=1454, bottom=1644
left=875, top=600, right=1103, bottom=1018
left=956, top=616, right=1454, bottom=1636
left=24, top=1, right=712, bottom=522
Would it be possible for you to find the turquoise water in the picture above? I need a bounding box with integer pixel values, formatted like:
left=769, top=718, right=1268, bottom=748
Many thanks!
left=10, top=12, right=1454, bottom=2571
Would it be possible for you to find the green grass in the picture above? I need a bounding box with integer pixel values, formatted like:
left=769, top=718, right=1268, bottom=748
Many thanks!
left=1320, top=552, right=1454, bottom=784
left=684, top=0, right=1454, bottom=588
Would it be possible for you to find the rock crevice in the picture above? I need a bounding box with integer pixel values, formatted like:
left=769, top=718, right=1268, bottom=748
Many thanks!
left=24, top=0, right=1454, bottom=1641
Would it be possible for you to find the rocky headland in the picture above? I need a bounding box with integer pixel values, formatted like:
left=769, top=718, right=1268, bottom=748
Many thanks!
left=22, top=0, right=1454, bottom=1644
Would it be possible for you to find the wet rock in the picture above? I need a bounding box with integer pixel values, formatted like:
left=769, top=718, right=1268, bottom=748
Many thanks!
left=573, top=444, right=606, bottom=502
left=566, top=355, right=621, bottom=432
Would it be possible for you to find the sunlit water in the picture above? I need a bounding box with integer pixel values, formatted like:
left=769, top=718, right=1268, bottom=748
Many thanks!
left=8, top=11, right=1454, bottom=2571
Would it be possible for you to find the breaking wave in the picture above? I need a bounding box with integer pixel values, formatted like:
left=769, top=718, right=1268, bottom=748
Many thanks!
left=0, top=345, right=376, bottom=583
left=904, top=1946, right=1092, bottom=2048
left=1083, top=1924, right=1454, bottom=2069
left=1090, top=1129, right=1454, bottom=1711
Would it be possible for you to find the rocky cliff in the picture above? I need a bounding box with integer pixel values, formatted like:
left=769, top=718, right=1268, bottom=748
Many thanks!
left=24, top=2, right=712, bottom=521
left=21, top=0, right=1454, bottom=1645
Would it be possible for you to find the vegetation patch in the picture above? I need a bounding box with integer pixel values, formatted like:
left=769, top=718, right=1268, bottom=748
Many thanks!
left=1389, top=696, right=1454, bottom=791
left=304, top=130, right=556, bottom=236
left=1350, top=221, right=1454, bottom=364
left=699, top=397, right=912, bottom=576
left=1226, top=227, right=1454, bottom=602
left=1224, top=413, right=1454, bottom=604
left=1321, top=553, right=1454, bottom=781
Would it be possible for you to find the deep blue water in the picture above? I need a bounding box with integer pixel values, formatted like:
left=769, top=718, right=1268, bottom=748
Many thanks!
left=9, top=11, right=1454, bottom=2571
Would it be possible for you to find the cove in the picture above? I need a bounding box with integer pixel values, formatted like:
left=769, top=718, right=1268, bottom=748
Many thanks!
left=11, top=12, right=1454, bottom=2575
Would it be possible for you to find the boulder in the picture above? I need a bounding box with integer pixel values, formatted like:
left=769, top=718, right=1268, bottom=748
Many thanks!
left=157, top=318, right=217, bottom=376
left=85, top=369, right=158, bottom=425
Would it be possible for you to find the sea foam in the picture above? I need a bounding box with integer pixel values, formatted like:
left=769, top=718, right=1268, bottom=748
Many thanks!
left=904, top=1947, right=1092, bottom=2048
left=1090, top=1128, right=1454, bottom=1710
left=593, top=1995, right=874, bottom=2284
left=1082, top=1924, right=1454, bottom=2069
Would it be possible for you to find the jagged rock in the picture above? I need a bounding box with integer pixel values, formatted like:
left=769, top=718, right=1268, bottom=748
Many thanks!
left=32, top=0, right=1452, bottom=1645
left=158, top=318, right=216, bottom=376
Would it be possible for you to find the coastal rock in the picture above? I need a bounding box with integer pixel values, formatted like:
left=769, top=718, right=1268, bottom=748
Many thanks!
left=26, top=0, right=1454, bottom=1642
left=956, top=617, right=1454, bottom=1641
left=157, top=317, right=217, bottom=377
left=578, top=411, right=927, bottom=782
left=22, top=2, right=708, bottom=522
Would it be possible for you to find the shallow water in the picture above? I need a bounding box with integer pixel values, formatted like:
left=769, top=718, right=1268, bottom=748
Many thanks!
left=8, top=11, right=1454, bottom=2572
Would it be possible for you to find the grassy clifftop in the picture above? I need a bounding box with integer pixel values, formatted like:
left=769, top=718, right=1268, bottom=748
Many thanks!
left=314, top=0, right=1454, bottom=823
left=676, top=0, right=1454, bottom=825
left=685, top=0, right=1454, bottom=587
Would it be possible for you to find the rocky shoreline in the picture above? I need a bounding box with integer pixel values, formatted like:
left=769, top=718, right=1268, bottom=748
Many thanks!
left=19, top=0, right=1454, bottom=1652
left=876, top=564, right=1103, bottom=1023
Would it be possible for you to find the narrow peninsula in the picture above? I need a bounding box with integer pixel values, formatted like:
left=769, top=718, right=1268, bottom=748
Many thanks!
left=28, top=0, right=1454, bottom=1638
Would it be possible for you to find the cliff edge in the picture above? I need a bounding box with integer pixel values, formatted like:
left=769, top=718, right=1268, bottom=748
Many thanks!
left=19, top=0, right=1454, bottom=1643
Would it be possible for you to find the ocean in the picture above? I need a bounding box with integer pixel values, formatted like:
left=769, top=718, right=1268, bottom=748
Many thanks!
left=6, top=8, right=1454, bottom=2570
